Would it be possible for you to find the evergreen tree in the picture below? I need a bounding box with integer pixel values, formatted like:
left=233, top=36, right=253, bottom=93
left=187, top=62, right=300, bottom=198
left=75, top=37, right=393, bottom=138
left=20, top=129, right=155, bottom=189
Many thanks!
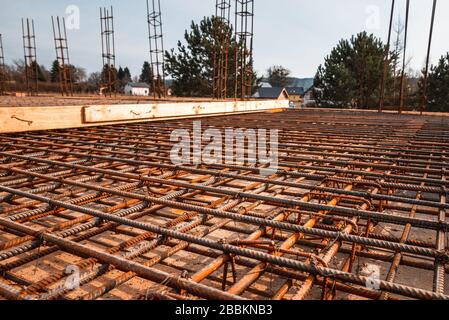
left=116, top=66, right=132, bottom=92
left=123, top=67, right=131, bottom=80
left=117, top=67, right=125, bottom=82
left=314, top=32, right=390, bottom=109
left=100, top=64, right=118, bottom=92
left=165, top=16, right=259, bottom=97
left=29, top=61, right=47, bottom=82
left=50, top=60, right=60, bottom=83
left=139, top=62, right=153, bottom=84
left=419, top=53, right=449, bottom=112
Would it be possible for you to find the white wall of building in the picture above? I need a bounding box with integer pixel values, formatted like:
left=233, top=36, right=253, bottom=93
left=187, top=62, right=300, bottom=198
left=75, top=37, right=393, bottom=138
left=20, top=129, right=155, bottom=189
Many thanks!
left=124, top=85, right=150, bottom=96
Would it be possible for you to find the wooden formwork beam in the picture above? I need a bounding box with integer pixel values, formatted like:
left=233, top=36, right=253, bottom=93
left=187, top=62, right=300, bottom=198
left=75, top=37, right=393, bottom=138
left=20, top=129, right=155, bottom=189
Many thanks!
left=0, top=99, right=288, bottom=133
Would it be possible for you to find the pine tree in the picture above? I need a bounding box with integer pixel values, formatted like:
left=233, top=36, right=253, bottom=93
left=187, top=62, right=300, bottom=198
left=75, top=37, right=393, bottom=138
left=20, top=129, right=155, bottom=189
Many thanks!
left=419, top=53, right=449, bottom=112
left=139, top=62, right=153, bottom=84
left=116, top=66, right=132, bottom=92
left=117, top=67, right=125, bottom=82
left=123, top=67, right=131, bottom=81
left=50, top=60, right=60, bottom=83
left=100, top=64, right=118, bottom=92
left=29, top=61, right=47, bottom=82
left=314, top=32, right=390, bottom=109
left=165, top=16, right=259, bottom=97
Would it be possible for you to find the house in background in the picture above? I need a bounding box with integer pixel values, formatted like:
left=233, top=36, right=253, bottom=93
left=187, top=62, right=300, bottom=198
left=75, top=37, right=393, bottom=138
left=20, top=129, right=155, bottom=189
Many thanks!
left=124, top=82, right=150, bottom=96
left=254, top=87, right=289, bottom=100
left=256, top=77, right=314, bottom=107
left=285, top=87, right=305, bottom=103
left=289, top=78, right=314, bottom=91
left=260, top=81, right=272, bottom=88
left=303, top=86, right=317, bottom=107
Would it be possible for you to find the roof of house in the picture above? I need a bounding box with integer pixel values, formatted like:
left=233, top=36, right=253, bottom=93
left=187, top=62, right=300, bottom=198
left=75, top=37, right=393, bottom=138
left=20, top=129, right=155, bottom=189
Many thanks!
left=305, top=86, right=315, bottom=94
left=260, top=77, right=314, bottom=91
left=256, top=87, right=289, bottom=99
left=289, top=78, right=314, bottom=91
left=285, top=87, right=305, bottom=96
left=126, top=82, right=150, bottom=89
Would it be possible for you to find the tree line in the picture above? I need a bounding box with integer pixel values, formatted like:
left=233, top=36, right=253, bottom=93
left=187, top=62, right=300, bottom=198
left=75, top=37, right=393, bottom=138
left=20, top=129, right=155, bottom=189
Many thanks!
left=1, top=58, right=165, bottom=94
left=164, top=15, right=449, bottom=112
left=313, top=31, right=449, bottom=112
left=1, top=14, right=447, bottom=112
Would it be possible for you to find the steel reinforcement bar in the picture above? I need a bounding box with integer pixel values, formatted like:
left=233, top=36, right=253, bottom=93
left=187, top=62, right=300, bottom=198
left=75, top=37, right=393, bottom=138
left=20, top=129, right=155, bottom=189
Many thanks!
left=0, top=109, right=447, bottom=300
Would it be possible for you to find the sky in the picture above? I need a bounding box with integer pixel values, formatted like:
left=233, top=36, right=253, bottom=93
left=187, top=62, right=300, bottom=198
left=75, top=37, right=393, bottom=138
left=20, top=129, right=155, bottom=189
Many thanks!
left=0, top=0, right=448, bottom=79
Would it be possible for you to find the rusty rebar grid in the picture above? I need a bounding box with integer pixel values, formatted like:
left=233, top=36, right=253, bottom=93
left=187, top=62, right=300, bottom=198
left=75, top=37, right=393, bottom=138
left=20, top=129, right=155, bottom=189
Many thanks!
left=146, top=0, right=166, bottom=99
left=213, top=0, right=232, bottom=100
left=0, top=109, right=448, bottom=300
left=0, top=33, right=7, bottom=95
left=100, top=6, right=117, bottom=97
left=52, top=16, right=74, bottom=97
left=21, top=18, right=38, bottom=96
left=234, top=0, right=254, bottom=100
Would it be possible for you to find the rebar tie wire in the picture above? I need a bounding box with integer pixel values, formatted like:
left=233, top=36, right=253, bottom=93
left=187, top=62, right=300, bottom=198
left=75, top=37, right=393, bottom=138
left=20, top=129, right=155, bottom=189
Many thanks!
left=144, top=273, right=173, bottom=300
left=11, top=115, right=33, bottom=126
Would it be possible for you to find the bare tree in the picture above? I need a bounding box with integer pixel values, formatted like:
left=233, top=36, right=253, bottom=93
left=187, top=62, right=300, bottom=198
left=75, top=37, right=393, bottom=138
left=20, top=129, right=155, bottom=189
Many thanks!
left=389, top=16, right=415, bottom=107
left=391, top=17, right=404, bottom=104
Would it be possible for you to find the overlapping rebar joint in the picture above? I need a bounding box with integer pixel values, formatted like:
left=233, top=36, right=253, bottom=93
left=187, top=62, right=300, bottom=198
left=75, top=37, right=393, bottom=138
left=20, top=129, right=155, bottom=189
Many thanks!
left=146, top=0, right=166, bottom=99
left=234, top=0, right=254, bottom=100
left=52, top=16, right=73, bottom=97
left=0, top=110, right=448, bottom=301
left=21, top=18, right=38, bottom=96
left=213, top=0, right=232, bottom=99
left=100, top=6, right=117, bottom=97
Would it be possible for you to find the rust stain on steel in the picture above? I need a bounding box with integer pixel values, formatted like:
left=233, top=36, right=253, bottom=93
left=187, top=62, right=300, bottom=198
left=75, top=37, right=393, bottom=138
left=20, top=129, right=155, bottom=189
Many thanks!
left=0, top=109, right=448, bottom=300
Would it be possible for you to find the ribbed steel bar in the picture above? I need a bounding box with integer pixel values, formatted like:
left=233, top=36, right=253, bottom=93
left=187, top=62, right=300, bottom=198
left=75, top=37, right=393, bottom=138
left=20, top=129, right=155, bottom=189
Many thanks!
left=0, top=109, right=447, bottom=300
left=0, top=198, right=447, bottom=300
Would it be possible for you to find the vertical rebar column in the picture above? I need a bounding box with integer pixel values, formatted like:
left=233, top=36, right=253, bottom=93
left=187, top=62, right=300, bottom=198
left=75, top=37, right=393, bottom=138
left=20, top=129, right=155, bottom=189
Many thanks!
left=234, top=0, right=254, bottom=100
left=146, top=0, right=166, bottom=99
left=421, top=0, right=437, bottom=115
left=378, top=0, right=395, bottom=113
left=22, top=18, right=38, bottom=96
left=213, top=0, right=231, bottom=99
left=398, top=0, right=410, bottom=114
left=0, top=33, right=6, bottom=95
left=52, top=16, right=73, bottom=96
left=100, top=7, right=116, bottom=97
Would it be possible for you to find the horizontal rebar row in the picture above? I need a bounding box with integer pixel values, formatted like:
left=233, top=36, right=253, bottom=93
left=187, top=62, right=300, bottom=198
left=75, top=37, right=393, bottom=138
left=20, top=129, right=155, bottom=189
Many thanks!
left=0, top=109, right=447, bottom=300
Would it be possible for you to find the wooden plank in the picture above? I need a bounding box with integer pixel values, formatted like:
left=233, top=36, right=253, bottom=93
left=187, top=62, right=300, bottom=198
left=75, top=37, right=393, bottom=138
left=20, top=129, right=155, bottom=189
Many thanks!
left=83, top=100, right=288, bottom=123
left=0, top=100, right=288, bottom=134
